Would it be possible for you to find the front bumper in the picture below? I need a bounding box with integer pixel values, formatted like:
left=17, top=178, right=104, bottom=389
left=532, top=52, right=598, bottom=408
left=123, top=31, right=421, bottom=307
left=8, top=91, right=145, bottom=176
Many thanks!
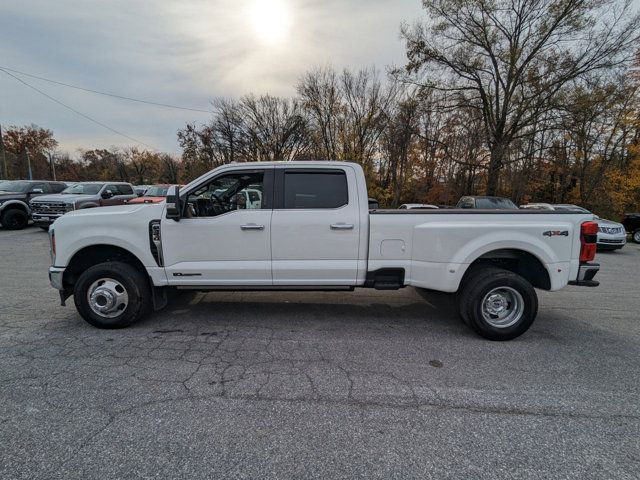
left=596, top=232, right=626, bottom=249
left=49, top=266, right=65, bottom=290
left=568, top=262, right=600, bottom=287
left=32, top=213, right=63, bottom=226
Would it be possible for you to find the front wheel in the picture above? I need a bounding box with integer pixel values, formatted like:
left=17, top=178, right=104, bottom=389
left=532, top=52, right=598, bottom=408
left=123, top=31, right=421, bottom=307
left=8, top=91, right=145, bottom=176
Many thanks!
left=458, top=267, right=538, bottom=341
left=633, top=229, right=640, bottom=244
left=1, top=209, right=28, bottom=230
left=73, top=261, right=150, bottom=328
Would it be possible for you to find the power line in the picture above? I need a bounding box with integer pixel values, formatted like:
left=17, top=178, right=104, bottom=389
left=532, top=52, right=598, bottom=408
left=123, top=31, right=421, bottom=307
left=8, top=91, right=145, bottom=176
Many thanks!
left=0, top=68, right=157, bottom=150
left=0, top=65, right=211, bottom=113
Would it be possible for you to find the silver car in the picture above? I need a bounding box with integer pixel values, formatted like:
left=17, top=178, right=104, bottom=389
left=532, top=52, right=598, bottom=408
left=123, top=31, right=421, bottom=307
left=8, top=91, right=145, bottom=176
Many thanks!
left=594, top=216, right=626, bottom=251
left=398, top=203, right=439, bottom=210
left=520, top=203, right=626, bottom=251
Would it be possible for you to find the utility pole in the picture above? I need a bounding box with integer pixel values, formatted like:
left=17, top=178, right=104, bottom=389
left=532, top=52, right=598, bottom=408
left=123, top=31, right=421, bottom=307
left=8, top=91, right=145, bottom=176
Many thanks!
left=48, top=151, right=56, bottom=181
left=0, top=124, right=7, bottom=179
left=26, top=149, right=33, bottom=180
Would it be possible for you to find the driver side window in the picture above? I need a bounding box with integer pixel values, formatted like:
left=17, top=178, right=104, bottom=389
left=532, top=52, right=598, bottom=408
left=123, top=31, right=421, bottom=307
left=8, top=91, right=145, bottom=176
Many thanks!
left=186, top=170, right=265, bottom=218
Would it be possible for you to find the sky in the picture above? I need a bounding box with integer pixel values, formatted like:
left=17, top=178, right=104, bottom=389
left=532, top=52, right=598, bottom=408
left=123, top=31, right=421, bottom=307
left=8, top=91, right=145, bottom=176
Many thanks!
left=0, top=0, right=425, bottom=155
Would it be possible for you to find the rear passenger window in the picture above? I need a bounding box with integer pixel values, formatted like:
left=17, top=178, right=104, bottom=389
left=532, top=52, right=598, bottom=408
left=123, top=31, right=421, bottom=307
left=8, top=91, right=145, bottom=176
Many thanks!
left=118, top=184, right=134, bottom=195
left=283, top=171, right=348, bottom=209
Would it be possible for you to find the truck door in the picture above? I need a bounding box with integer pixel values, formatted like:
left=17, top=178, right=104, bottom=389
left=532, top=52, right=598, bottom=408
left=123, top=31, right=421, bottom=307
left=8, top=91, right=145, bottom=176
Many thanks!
left=161, top=168, right=273, bottom=285
left=271, top=167, right=361, bottom=285
left=100, top=184, right=125, bottom=206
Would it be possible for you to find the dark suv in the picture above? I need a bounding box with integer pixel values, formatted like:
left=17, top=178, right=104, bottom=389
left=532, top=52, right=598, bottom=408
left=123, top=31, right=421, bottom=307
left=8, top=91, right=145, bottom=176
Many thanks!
left=30, top=182, right=137, bottom=229
left=622, top=213, right=640, bottom=244
left=0, top=180, right=68, bottom=230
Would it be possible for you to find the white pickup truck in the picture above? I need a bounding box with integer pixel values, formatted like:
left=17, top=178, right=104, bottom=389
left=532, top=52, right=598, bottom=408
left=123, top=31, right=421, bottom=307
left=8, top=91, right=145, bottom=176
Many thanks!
left=48, top=161, right=600, bottom=340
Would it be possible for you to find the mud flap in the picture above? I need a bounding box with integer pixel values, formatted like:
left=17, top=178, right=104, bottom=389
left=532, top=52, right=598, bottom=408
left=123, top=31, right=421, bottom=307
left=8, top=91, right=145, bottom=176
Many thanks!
left=59, top=288, right=73, bottom=306
left=151, top=286, right=168, bottom=311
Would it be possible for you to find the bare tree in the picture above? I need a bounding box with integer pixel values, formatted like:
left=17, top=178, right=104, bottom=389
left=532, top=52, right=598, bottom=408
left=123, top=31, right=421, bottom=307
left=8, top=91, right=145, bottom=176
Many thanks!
left=340, top=68, right=399, bottom=171
left=296, top=67, right=342, bottom=159
left=402, top=0, right=640, bottom=194
left=239, top=95, right=309, bottom=161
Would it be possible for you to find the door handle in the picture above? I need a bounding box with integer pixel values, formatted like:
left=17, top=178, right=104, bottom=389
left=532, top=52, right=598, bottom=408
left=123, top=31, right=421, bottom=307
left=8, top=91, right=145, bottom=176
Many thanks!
left=330, top=223, right=354, bottom=230
left=241, top=224, right=265, bottom=230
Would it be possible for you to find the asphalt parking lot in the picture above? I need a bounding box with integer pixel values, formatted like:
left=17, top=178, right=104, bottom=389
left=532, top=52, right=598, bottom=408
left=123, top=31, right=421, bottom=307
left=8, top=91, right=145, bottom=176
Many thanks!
left=1, top=227, right=639, bottom=479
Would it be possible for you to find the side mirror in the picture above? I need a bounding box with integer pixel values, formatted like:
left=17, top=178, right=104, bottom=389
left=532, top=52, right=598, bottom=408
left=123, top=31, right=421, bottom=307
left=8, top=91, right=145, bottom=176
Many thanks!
left=165, top=186, right=181, bottom=221
left=101, top=190, right=114, bottom=199
left=30, top=188, right=44, bottom=194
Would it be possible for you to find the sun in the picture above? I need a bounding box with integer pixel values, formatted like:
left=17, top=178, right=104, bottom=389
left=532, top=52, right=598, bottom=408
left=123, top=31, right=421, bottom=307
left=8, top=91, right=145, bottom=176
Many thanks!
left=246, top=0, right=292, bottom=46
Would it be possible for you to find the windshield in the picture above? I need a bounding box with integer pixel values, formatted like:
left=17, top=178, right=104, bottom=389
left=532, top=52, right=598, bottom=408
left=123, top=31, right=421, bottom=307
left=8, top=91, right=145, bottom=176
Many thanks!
left=476, top=198, right=518, bottom=209
left=554, top=205, right=590, bottom=213
left=61, top=183, right=103, bottom=195
left=144, top=186, right=170, bottom=197
left=0, top=181, right=31, bottom=193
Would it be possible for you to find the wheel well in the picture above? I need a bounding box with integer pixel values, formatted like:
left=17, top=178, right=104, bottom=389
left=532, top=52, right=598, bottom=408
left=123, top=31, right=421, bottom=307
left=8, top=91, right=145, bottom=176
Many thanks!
left=1, top=203, right=28, bottom=215
left=63, top=245, right=147, bottom=288
left=462, top=249, right=551, bottom=290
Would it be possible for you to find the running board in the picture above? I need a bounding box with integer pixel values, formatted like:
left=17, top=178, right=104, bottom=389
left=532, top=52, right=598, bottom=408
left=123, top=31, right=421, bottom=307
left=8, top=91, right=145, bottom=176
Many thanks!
left=175, top=285, right=355, bottom=292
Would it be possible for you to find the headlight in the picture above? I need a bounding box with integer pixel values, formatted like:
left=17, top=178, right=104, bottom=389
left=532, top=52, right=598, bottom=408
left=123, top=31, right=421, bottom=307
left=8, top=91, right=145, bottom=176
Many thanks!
left=598, top=226, right=605, bottom=233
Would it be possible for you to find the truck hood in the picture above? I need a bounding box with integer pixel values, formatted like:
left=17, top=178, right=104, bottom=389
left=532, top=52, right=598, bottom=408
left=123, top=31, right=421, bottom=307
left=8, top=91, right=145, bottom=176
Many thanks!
left=595, top=217, right=623, bottom=228
left=32, top=193, right=91, bottom=203
left=63, top=202, right=164, bottom=219
left=0, top=192, right=26, bottom=201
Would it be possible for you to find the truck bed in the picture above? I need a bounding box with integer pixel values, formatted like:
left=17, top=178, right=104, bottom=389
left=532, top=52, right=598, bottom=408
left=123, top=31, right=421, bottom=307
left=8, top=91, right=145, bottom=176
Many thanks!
left=367, top=210, right=592, bottom=292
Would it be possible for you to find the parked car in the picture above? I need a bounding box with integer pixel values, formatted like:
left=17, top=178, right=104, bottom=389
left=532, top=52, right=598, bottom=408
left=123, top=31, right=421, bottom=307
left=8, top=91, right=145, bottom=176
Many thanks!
left=398, top=203, right=439, bottom=210
left=521, top=203, right=625, bottom=250
left=456, top=196, right=519, bottom=209
left=30, top=182, right=137, bottom=229
left=127, top=184, right=180, bottom=204
left=520, top=203, right=592, bottom=213
left=622, top=213, right=640, bottom=244
left=520, top=203, right=554, bottom=210
left=593, top=216, right=626, bottom=251
left=0, top=180, right=68, bottom=230
left=134, top=185, right=150, bottom=197
left=48, top=161, right=600, bottom=341
left=550, top=204, right=591, bottom=213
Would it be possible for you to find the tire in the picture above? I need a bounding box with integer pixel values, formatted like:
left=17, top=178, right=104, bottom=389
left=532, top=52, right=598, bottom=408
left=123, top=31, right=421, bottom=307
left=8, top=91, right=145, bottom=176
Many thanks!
left=458, top=267, right=538, bottom=341
left=633, top=229, right=640, bottom=244
left=73, top=261, right=150, bottom=329
left=1, top=209, right=28, bottom=230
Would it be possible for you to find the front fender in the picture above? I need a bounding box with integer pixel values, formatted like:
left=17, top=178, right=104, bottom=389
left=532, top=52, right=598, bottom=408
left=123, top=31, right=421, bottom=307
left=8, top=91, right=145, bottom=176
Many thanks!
left=0, top=199, right=31, bottom=215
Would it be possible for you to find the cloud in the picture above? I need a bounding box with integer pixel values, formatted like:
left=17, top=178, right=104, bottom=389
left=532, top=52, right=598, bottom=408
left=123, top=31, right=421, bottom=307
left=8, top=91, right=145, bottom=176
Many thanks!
left=0, top=0, right=424, bottom=154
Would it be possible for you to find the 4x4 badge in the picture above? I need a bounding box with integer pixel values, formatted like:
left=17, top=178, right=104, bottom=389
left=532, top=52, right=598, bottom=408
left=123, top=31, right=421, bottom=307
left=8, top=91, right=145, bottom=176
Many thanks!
left=543, top=230, right=569, bottom=237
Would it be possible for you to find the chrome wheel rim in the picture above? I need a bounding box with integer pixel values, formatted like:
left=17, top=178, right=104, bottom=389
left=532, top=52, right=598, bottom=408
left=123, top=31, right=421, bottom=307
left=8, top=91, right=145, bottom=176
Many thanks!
left=481, top=287, right=524, bottom=328
left=87, top=278, right=129, bottom=318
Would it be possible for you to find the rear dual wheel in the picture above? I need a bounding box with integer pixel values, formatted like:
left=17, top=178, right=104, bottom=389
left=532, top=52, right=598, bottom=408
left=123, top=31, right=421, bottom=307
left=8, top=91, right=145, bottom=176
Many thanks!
left=458, top=267, right=538, bottom=341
